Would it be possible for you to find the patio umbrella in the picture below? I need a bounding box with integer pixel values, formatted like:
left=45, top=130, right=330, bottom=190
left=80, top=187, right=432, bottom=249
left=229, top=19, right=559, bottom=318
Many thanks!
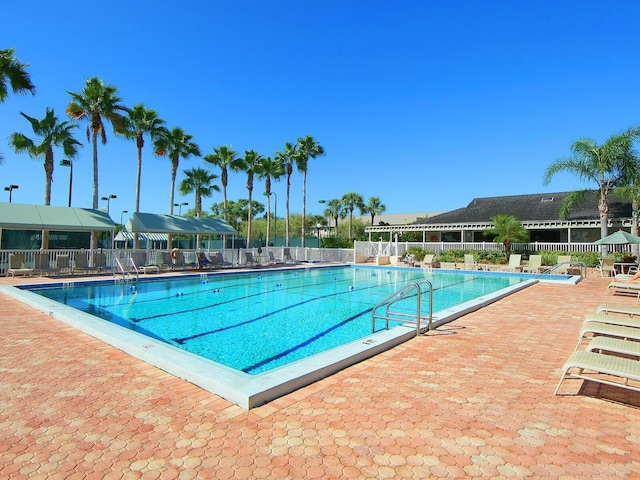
left=593, top=230, right=640, bottom=245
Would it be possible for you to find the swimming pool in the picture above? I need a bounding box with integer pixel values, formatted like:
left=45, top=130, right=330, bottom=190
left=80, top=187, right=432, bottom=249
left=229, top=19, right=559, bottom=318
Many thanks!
left=2, top=265, right=557, bottom=408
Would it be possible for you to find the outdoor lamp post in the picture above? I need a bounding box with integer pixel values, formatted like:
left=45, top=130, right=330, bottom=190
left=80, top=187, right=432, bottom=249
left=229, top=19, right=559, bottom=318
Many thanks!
left=59, top=159, right=73, bottom=207
left=100, top=194, right=117, bottom=214
left=120, top=210, right=128, bottom=226
left=264, top=192, right=278, bottom=246
left=4, top=184, right=18, bottom=203
left=316, top=223, right=322, bottom=248
left=173, top=202, right=188, bottom=215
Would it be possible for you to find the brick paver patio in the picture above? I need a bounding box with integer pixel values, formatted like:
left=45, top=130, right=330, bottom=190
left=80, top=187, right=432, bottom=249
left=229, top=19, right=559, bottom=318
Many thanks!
left=1, top=272, right=639, bottom=478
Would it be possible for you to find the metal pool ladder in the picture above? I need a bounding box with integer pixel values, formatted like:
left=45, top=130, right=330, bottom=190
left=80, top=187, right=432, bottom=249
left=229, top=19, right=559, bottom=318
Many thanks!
left=114, top=257, right=139, bottom=284
left=371, top=280, right=433, bottom=337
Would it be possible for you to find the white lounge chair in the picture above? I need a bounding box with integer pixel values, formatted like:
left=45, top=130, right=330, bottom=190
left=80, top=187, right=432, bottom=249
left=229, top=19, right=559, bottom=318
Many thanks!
left=34, top=252, right=59, bottom=276
left=6, top=253, right=33, bottom=277
left=131, top=252, right=160, bottom=274
left=523, top=254, right=543, bottom=273
left=418, top=254, right=435, bottom=269
left=554, top=350, right=640, bottom=395
left=604, top=280, right=640, bottom=304
left=575, top=321, right=640, bottom=350
left=463, top=254, right=478, bottom=270
left=585, top=336, right=640, bottom=358
left=501, top=254, right=522, bottom=272
left=598, top=257, right=616, bottom=277
left=596, top=304, right=640, bottom=317
left=583, top=312, right=640, bottom=328
left=555, top=255, right=572, bottom=274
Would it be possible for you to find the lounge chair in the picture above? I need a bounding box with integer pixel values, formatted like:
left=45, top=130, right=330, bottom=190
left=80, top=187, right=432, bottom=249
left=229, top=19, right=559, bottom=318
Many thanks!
left=283, top=248, right=298, bottom=264
left=244, top=251, right=259, bottom=267
left=501, top=254, right=522, bottom=272
left=131, top=252, right=160, bottom=274
left=92, top=252, right=108, bottom=273
left=214, top=252, right=232, bottom=268
left=555, top=255, right=572, bottom=274
left=73, top=252, right=100, bottom=275
left=268, top=251, right=281, bottom=264
left=583, top=312, right=640, bottom=328
left=596, top=304, right=640, bottom=316
left=197, top=252, right=216, bottom=270
left=6, top=253, right=33, bottom=277
left=522, top=254, right=543, bottom=273
left=418, top=254, right=435, bottom=269
left=55, top=254, right=71, bottom=275
left=34, top=252, right=60, bottom=276
left=463, top=254, right=478, bottom=270
left=575, top=321, right=640, bottom=350
left=604, top=280, right=640, bottom=304
left=554, top=350, right=640, bottom=395
left=598, top=257, right=616, bottom=277
left=585, top=336, right=640, bottom=358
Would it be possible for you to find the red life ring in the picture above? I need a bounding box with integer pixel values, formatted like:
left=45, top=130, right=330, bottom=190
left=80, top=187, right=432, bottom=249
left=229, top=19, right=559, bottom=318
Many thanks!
left=429, top=235, right=437, bottom=242
left=170, top=249, right=179, bottom=259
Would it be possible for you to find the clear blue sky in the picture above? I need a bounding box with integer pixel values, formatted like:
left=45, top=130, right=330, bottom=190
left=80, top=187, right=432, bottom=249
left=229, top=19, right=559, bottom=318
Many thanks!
left=2, top=1, right=640, bottom=221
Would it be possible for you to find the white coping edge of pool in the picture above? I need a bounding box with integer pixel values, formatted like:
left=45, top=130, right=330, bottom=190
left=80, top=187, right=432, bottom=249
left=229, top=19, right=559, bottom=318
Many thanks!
left=0, top=275, right=540, bottom=410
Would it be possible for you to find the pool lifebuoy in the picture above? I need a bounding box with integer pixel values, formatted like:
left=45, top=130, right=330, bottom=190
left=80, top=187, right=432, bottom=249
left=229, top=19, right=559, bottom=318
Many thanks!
left=429, top=235, right=437, bottom=242
left=170, top=248, right=179, bottom=260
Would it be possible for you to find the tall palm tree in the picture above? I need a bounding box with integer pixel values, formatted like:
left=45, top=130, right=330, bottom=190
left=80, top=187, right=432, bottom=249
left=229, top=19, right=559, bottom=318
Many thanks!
left=179, top=167, right=220, bottom=249
left=153, top=127, right=201, bottom=213
left=203, top=145, right=242, bottom=222
left=483, top=214, right=529, bottom=258
left=122, top=104, right=166, bottom=248
left=66, top=77, right=127, bottom=212
left=256, top=155, right=285, bottom=248
left=296, top=135, right=325, bottom=246
left=322, top=199, right=344, bottom=238
left=10, top=108, right=81, bottom=205
left=0, top=47, right=35, bottom=103
left=341, top=192, right=364, bottom=241
left=239, top=150, right=263, bottom=248
left=274, top=141, right=297, bottom=246
left=362, top=196, right=386, bottom=225
left=544, top=128, right=640, bottom=253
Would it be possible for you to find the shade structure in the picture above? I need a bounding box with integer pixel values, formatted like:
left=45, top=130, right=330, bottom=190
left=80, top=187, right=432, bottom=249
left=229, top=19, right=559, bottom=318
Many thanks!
left=126, top=212, right=236, bottom=236
left=593, top=230, right=640, bottom=245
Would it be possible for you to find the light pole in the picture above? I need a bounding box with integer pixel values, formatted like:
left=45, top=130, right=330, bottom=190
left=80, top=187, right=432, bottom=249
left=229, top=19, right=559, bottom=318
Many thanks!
left=60, top=159, right=73, bottom=207
left=174, top=202, right=188, bottom=215
left=100, top=194, right=117, bottom=214
left=120, top=210, right=128, bottom=226
left=264, top=192, right=278, bottom=246
left=4, top=185, right=18, bottom=203
left=316, top=223, right=322, bottom=248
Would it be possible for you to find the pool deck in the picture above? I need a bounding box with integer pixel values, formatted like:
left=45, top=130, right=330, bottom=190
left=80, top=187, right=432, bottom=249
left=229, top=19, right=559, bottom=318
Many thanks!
left=1, top=270, right=640, bottom=478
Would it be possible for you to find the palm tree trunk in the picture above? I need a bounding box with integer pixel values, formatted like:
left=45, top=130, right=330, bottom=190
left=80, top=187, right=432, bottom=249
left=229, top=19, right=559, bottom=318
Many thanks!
left=633, top=199, right=640, bottom=258
left=301, top=171, right=307, bottom=247
left=91, top=130, right=99, bottom=249
left=286, top=170, right=291, bottom=246
left=134, top=144, right=142, bottom=249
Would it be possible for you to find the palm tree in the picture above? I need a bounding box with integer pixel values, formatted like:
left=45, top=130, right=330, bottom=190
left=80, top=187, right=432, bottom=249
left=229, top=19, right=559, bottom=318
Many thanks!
left=179, top=167, right=219, bottom=248
left=544, top=128, right=640, bottom=253
left=66, top=77, right=127, bottom=213
left=322, top=199, right=344, bottom=238
left=154, top=127, right=201, bottom=213
left=256, top=155, right=285, bottom=248
left=10, top=108, right=81, bottom=205
left=203, top=145, right=242, bottom=222
left=274, top=141, right=297, bottom=246
left=122, top=104, right=166, bottom=248
left=483, top=214, right=529, bottom=258
left=341, top=192, right=364, bottom=241
left=363, top=196, right=386, bottom=225
left=296, top=135, right=325, bottom=246
left=0, top=47, right=35, bottom=103
left=239, top=150, right=263, bottom=248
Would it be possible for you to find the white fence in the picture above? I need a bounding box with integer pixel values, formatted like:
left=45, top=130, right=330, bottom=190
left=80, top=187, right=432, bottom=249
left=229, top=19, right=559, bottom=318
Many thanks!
left=0, top=246, right=355, bottom=276
left=354, top=241, right=622, bottom=258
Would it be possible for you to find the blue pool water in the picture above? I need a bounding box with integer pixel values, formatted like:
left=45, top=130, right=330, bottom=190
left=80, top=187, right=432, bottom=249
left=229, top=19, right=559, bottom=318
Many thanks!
left=27, top=266, right=531, bottom=374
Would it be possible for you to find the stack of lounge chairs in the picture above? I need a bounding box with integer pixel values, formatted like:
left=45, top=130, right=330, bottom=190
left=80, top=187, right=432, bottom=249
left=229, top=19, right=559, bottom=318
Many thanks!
left=555, top=303, right=640, bottom=396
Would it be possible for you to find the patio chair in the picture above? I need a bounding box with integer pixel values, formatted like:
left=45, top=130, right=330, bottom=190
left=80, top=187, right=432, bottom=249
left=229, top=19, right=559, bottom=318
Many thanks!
left=244, top=251, right=259, bottom=267
left=73, top=252, right=100, bottom=275
left=214, top=252, right=233, bottom=268
left=283, top=248, right=297, bottom=264
left=34, top=252, right=60, bottom=276
left=501, top=254, right=522, bottom=272
left=131, top=252, right=160, bottom=274
left=463, top=254, right=478, bottom=270
left=554, top=350, right=640, bottom=395
left=522, top=254, right=543, bottom=273
left=574, top=321, right=640, bottom=350
left=555, top=255, right=572, bottom=274
left=268, top=251, right=281, bottom=264
left=55, top=254, right=71, bottom=274
left=6, top=253, right=33, bottom=277
left=92, top=252, right=108, bottom=273
left=418, top=254, right=435, bottom=269
left=598, top=257, right=616, bottom=277
left=596, top=304, right=640, bottom=317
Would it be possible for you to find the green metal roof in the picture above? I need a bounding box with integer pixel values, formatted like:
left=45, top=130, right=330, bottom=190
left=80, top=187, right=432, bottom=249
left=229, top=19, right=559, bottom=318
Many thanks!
left=126, top=212, right=237, bottom=235
left=0, top=203, right=116, bottom=231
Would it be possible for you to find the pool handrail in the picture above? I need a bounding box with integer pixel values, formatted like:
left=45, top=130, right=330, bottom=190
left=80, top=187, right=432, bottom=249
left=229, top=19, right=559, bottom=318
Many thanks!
left=371, top=280, right=433, bottom=337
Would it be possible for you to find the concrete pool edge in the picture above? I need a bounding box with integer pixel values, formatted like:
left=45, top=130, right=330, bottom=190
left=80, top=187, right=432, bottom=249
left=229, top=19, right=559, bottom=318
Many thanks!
left=0, top=272, right=542, bottom=410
